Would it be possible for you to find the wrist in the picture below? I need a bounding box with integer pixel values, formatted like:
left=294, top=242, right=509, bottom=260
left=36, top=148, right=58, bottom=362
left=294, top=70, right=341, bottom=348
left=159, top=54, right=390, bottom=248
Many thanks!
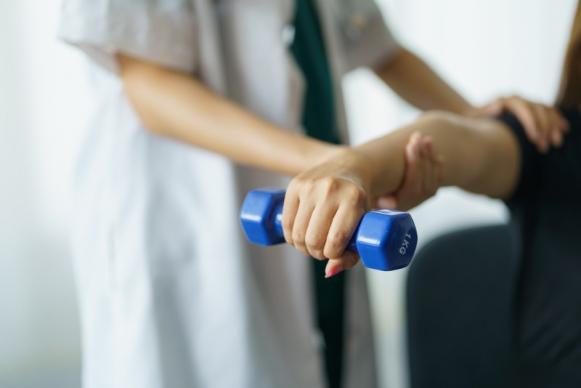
left=304, top=141, right=347, bottom=169
left=327, top=147, right=378, bottom=196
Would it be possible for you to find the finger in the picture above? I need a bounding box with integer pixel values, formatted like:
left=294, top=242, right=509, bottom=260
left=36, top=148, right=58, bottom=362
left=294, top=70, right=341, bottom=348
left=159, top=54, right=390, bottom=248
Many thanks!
left=397, top=134, right=423, bottom=210
left=420, top=139, right=434, bottom=196
left=549, top=109, right=568, bottom=143
left=533, top=105, right=553, bottom=151
left=325, top=259, right=344, bottom=278
left=548, top=108, right=570, bottom=132
left=323, top=203, right=364, bottom=260
left=406, top=132, right=422, bottom=163
left=282, top=185, right=300, bottom=245
left=533, top=105, right=551, bottom=136
left=421, top=138, right=438, bottom=196
left=406, top=133, right=421, bottom=177
left=423, top=136, right=437, bottom=162
left=291, top=200, right=315, bottom=256
left=524, top=103, right=549, bottom=152
left=337, top=251, right=360, bottom=270
left=427, top=139, right=444, bottom=186
left=550, top=128, right=563, bottom=148
left=506, top=99, right=546, bottom=152
left=304, top=203, right=339, bottom=259
left=424, top=136, right=444, bottom=198
left=325, top=251, right=360, bottom=278
left=413, top=134, right=426, bottom=160
left=548, top=110, right=566, bottom=147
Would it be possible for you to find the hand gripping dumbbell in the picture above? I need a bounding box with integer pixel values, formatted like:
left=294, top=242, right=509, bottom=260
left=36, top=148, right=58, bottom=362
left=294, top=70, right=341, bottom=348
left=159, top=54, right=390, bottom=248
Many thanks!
left=240, top=189, right=418, bottom=271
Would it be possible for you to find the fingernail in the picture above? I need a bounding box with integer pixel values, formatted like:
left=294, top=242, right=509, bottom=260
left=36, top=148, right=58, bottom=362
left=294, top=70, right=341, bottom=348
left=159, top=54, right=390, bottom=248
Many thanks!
left=325, top=265, right=344, bottom=279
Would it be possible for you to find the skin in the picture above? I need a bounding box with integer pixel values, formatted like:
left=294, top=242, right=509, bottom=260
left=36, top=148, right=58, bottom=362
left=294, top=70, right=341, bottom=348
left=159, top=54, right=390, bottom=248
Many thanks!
left=283, top=8, right=581, bottom=277
left=281, top=112, right=521, bottom=275
left=116, top=54, right=341, bottom=176
left=376, top=49, right=569, bottom=152
left=375, top=49, right=473, bottom=114
left=116, top=48, right=567, bottom=277
left=117, top=48, right=566, bottom=179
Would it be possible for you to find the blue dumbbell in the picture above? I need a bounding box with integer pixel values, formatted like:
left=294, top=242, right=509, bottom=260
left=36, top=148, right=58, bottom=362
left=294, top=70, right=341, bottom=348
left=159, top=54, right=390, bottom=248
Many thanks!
left=240, top=188, right=418, bottom=271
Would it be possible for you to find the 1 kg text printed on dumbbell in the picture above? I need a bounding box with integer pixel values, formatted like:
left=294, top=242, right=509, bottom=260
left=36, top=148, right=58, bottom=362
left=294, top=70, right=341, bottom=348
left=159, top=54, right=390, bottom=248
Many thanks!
left=240, top=188, right=418, bottom=271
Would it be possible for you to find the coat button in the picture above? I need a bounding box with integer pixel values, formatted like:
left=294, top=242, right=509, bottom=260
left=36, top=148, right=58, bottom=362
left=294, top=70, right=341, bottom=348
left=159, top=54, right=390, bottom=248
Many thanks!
left=282, top=24, right=296, bottom=46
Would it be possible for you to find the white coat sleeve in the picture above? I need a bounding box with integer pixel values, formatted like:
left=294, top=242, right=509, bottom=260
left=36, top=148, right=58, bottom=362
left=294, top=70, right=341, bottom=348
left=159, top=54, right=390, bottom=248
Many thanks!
left=58, top=0, right=198, bottom=74
left=338, top=1, right=400, bottom=72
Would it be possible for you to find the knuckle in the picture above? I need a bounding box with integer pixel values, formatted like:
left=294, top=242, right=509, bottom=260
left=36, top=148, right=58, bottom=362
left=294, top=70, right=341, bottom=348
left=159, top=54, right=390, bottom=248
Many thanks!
left=323, top=246, right=341, bottom=259
left=296, top=247, right=309, bottom=256
left=282, top=217, right=293, bottom=231
left=292, top=231, right=305, bottom=246
left=305, top=234, right=325, bottom=255
left=308, top=248, right=326, bottom=260
left=319, top=177, right=339, bottom=197
left=287, top=177, right=302, bottom=192
left=349, top=185, right=367, bottom=203
left=322, top=251, right=336, bottom=261
left=328, top=231, right=350, bottom=250
left=299, top=180, right=317, bottom=195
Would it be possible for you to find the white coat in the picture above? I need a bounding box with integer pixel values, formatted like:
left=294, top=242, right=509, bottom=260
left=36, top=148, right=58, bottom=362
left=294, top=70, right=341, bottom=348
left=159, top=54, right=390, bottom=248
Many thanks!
left=58, top=1, right=400, bottom=387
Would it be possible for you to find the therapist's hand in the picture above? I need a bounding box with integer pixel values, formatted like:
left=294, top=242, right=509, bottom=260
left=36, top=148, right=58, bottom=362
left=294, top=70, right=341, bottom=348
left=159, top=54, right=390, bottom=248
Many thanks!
left=377, top=132, right=442, bottom=211
left=467, top=96, right=569, bottom=153
left=281, top=133, right=443, bottom=278
left=281, top=148, right=375, bottom=274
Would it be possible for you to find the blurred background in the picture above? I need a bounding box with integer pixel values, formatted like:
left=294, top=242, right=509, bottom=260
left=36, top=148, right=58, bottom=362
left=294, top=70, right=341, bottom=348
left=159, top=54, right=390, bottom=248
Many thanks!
left=0, top=0, right=576, bottom=387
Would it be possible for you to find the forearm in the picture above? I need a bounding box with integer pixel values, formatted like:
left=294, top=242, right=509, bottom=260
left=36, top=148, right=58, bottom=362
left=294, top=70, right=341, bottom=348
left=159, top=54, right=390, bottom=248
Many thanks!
left=357, top=112, right=520, bottom=199
left=280, top=111, right=518, bottom=270
left=375, top=49, right=473, bottom=114
left=117, top=54, right=339, bottom=176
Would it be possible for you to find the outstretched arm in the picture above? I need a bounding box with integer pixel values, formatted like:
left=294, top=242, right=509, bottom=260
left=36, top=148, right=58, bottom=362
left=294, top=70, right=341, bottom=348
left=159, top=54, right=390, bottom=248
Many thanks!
left=281, top=112, right=520, bottom=273
left=117, top=54, right=340, bottom=176
left=358, top=112, right=520, bottom=198
left=375, top=48, right=569, bottom=152
left=375, top=48, right=472, bottom=114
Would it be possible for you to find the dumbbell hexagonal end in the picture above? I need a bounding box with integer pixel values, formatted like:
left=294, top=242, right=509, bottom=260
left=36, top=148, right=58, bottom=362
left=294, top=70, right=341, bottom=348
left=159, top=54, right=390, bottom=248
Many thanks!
left=356, top=210, right=417, bottom=271
left=240, top=189, right=286, bottom=246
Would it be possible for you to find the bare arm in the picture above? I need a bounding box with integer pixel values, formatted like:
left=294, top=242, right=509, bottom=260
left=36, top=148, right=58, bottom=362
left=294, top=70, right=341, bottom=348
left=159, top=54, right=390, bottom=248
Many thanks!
left=117, top=54, right=340, bottom=176
left=374, top=49, right=569, bottom=152
left=357, top=111, right=520, bottom=199
left=281, top=112, right=519, bottom=273
left=375, top=48, right=473, bottom=114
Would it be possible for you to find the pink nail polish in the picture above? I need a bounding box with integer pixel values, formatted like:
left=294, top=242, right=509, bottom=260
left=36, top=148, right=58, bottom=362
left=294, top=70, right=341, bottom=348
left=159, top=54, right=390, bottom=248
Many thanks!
left=325, top=266, right=343, bottom=279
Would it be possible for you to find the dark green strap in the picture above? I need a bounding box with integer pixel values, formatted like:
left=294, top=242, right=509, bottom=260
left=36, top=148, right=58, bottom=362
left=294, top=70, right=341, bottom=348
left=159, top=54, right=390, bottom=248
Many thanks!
left=290, top=1, right=346, bottom=387
left=290, top=0, right=341, bottom=145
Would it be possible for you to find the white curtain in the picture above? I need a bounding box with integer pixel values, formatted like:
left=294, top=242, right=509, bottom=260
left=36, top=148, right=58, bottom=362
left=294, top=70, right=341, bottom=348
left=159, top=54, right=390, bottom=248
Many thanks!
left=0, top=0, right=577, bottom=387
left=344, top=0, right=578, bottom=387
